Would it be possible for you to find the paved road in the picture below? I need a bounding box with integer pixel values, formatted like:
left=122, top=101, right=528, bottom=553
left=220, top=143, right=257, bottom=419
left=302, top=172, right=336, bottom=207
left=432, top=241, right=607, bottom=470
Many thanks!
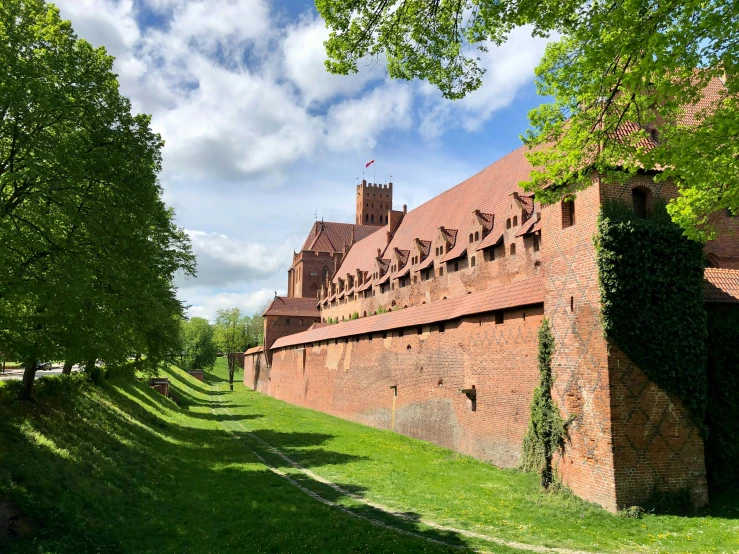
left=0, top=364, right=80, bottom=380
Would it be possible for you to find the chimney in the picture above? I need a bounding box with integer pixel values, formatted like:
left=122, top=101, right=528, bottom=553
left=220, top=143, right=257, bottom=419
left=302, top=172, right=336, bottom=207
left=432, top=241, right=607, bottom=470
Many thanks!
left=402, top=204, right=407, bottom=214
left=376, top=248, right=381, bottom=258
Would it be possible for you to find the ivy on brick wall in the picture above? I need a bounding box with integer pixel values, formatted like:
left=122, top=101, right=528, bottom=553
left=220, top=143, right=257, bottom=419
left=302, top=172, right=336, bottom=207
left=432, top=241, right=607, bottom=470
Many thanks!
left=705, top=306, right=739, bottom=492
left=596, top=201, right=708, bottom=422
left=521, top=319, right=568, bottom=489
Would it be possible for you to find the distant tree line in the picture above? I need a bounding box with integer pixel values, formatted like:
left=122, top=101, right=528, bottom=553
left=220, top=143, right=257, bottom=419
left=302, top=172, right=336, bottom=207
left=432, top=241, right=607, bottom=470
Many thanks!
left=0, top=0, right=195, bottom=399
left=179, top=307, right=265, bottom=390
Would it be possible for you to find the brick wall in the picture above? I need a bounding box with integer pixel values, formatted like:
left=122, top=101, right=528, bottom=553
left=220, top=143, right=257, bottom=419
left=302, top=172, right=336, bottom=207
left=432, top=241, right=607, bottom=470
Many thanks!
left=244, top=351, right=269, bottom=393
left=541, top=174, right=709, bottom=511
left=264, top=314, right=319, bottom=365
left=264, top=306, right=543, bottom=468
left=291, top=251, right=339, bottom=299
left=540, top=179, right=620, bottom=509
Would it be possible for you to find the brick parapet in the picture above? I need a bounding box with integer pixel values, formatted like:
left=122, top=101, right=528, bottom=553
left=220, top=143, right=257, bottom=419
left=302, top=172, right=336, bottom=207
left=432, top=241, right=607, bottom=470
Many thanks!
left=266, top=307, right=543, bottom=468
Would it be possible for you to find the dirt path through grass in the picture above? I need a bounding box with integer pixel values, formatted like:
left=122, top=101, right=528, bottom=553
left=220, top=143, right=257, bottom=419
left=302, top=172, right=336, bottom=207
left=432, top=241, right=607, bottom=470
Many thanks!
left=211, top=381, right=597, bottom=554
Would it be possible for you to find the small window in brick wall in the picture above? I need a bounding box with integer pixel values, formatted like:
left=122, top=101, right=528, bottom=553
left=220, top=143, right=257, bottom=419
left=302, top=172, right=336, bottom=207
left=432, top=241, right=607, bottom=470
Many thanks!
left=469, top=233, right=474, bottom=243
left=506, top=218, right=511, bottom=229
left=510, top=244, right=516, bottom=256
left=513, top=215, right=518, bottom=226
left=471, top=256, right=476, bottom=267
left=475, top=231, right=479, bottom=241
left=562, top=198, right=575, bottom=228
left=533, top=235, right=540, bottom=252
left=632, top=187, right=649, bottom=219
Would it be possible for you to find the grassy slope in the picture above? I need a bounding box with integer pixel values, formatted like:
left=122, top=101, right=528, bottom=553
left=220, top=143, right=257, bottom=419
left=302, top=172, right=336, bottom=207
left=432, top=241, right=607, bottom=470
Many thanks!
left=0, top=365, right=735, bottom=554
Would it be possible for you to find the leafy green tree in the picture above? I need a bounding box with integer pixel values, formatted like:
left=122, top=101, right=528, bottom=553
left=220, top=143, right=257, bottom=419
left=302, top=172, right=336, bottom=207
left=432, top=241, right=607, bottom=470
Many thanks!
left=180, top=317, right=218, bottom=370
left=214, top=308, right=249, bottom=391
left=0, top=0, right=194, bottom=398
left=317, top=0, right=738, bottom=240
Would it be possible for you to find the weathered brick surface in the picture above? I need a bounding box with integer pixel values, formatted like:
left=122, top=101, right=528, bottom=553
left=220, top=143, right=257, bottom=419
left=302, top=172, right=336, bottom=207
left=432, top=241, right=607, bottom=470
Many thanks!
left=244, top=350, right=269, bottom=393
left=267, top=307, right=542, bottom=467
left=256, top=165, right=735, bottom=512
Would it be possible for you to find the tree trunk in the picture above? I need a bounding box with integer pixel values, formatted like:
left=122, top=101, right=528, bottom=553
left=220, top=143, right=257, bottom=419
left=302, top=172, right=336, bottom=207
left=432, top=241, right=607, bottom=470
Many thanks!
left=18, top=358, right=37, bottom=401
left=62, top=360, right=74, bottom=375
left=85, top=359, right=96, bottom=373
left=228, top=354, right=235, bottom=390
left=541, top=456, right=553, bottom=490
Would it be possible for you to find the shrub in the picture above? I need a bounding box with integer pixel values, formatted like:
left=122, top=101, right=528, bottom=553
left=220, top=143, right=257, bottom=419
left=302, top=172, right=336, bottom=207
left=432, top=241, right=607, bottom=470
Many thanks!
left=520, top=319, right=569, bottom=489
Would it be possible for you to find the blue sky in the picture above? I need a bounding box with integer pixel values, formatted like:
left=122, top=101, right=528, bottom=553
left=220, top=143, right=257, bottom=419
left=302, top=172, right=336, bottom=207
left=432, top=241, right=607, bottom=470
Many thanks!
left=52, top=0, right=551, bottom=319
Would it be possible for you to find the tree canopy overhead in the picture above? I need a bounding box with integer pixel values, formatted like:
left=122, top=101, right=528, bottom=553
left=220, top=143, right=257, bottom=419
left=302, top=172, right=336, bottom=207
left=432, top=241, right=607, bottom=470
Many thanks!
left=317, top=0, right=739, bottom=240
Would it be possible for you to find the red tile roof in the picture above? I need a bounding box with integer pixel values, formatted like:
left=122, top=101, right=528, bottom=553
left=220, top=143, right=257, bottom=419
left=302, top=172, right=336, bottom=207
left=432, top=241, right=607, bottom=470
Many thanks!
left=704, top=268, right=739, bottom=303
left=300, top=221, right=379, bottom=253
left=245, top=345, right=264, bottom=355
left=515, top=215, right=540, bottom=237
left=263, top=296, right=320, bottom=317
left=272, top=277, right=544, bottom=349
left=333, top=146, right=536, bottom=283
left=476, top=229, right=503, bottom=251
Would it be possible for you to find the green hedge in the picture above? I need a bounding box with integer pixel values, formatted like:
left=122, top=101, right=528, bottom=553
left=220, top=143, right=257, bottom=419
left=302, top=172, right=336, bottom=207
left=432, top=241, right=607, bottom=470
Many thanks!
left=705, top=306, right=739, bottom=492
left=596, top=201, right=708, bottom=422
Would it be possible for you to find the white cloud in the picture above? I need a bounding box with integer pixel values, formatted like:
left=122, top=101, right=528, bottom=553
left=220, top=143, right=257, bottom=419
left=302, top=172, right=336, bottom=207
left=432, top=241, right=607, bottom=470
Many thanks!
left=281, top=14, right=384, bottom=105
left=419, top=26, right=549, bottom=138
left=184, top=230, right=292, bottom=288
left=181, top=287, right=278, bottom=321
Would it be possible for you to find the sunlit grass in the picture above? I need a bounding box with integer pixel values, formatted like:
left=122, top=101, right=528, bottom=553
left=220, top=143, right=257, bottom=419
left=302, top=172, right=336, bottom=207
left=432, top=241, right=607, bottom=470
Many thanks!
left=0, top=365, right=736, bottom=554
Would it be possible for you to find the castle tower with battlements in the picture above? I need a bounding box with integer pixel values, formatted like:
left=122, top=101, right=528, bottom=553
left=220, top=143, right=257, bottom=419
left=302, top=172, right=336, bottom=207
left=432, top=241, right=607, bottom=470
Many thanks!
left=356, top=180, right=392, bottom=226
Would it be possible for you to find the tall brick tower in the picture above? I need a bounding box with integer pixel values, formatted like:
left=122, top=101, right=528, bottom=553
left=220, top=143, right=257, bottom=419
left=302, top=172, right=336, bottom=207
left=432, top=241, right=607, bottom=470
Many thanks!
left=356, top=180, right=392, bottom=226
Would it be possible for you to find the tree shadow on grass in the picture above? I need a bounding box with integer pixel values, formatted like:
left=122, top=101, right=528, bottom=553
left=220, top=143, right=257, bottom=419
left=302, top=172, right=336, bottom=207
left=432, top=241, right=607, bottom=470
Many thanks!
left=0, top=378, right=485, bottom=554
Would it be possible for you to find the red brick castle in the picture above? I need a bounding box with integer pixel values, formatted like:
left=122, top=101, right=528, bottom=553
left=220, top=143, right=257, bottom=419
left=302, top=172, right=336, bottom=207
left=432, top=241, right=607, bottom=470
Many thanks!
left=245, top=82, right=739, bottom=512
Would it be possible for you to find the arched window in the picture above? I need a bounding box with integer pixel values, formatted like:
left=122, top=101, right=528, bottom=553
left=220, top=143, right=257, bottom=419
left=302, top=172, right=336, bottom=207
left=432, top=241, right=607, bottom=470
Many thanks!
left=365, top=214, right=368, bottom=222
left=322, top=266, right=329, bottom=283
left=371, top=214, right=374, bottom=223
left=469, top=233, right=473, bottom=243
left=510, top=244, right=516, bottom=256
left=632, top=187, right=649, bottom=219
left=506, top=218, right=512, bottom=229
left=474, top=231, right=479, bottom=241
left=471, top=256, right=476, bottom=267
left=513, top=216, right=518, bottom=226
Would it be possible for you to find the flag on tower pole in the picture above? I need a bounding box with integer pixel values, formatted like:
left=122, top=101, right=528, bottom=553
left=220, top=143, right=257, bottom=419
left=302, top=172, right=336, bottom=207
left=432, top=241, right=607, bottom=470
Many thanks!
left=365, top=159, right=375, bottom=168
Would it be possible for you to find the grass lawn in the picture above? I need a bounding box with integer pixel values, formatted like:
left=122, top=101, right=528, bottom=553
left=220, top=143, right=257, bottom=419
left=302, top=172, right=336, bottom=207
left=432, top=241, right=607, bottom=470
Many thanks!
left=0, top=365, right=736, bottom=553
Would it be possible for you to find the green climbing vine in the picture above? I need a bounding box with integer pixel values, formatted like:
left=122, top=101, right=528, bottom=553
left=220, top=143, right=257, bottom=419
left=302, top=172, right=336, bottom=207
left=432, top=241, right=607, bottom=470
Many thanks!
left=521, top=318, right=568, bottom=489
left=596, top=201, right=708, bottom=422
